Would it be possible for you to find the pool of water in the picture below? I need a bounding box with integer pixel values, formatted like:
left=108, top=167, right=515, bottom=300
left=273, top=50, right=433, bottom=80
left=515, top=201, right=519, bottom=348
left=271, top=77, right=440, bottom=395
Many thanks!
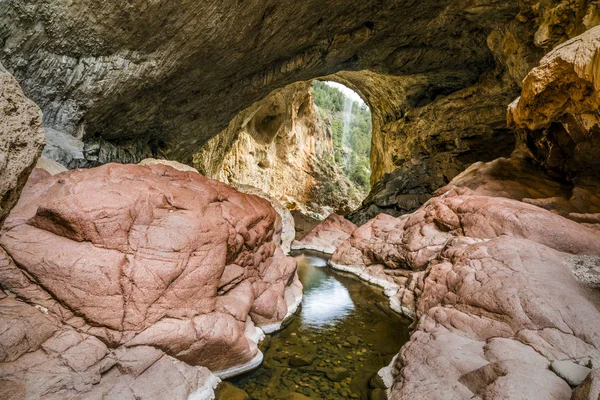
left=227, top=251, right=411, bottom=399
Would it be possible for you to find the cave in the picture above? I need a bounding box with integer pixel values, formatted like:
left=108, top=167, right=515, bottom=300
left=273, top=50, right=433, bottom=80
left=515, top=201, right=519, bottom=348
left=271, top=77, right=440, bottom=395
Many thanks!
left=1, top=1, right=600, bottom=400
left=195, top=78, right=375, bottom=230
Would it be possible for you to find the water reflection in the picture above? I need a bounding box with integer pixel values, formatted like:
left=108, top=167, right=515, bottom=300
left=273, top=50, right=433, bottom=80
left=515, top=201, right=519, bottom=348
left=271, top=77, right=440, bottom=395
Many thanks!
left=296, top=253, right=354, bottom=329
left=227, top=251, right=411, bottom=400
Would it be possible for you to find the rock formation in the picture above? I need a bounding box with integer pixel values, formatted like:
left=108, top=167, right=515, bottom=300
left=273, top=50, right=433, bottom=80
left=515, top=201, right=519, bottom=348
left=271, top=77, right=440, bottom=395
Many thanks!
left=291, top=214, right=357, bottom=254
left=331, top=185, right=600, bottom=398
left=1, top=1, right=600, bottom=399
left=509, top=25, right=600, bottom=182
left=3, top=0, right=598, bottom=197
left=194, top=82, right=363, bottom=217
left=329, top=26, right=600, bottom=398
left=228, top=183, right=296, bottom=256
left=138, top=159, right=296, bottom=255
left=0, top=163, right=302, bottom=398
left=0, top=63, right=44, bottom=229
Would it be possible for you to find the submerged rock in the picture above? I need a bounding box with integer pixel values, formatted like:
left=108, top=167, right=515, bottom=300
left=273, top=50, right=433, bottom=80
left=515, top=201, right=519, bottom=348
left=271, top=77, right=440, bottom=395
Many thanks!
left=216, top=382, right=249, bottom=400
left=289, top=354, right=315, bottom=368
left=326, top=367, right=350, bottom=382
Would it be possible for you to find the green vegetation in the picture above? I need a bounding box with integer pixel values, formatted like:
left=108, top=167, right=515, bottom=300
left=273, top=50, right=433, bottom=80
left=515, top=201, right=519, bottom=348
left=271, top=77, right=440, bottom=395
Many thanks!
left=312, top=80, right=372, bottom=192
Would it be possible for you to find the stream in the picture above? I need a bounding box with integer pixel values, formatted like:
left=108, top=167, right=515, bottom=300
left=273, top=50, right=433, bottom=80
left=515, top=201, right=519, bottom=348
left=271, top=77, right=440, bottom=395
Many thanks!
left=227, top=251, right=411, bottom=399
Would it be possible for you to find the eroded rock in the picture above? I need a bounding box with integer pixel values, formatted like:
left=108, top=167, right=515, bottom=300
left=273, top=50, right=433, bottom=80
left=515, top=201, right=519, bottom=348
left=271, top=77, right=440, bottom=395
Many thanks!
left=0, top=62, right=45, bottom=229
left=0, top=163, right=302, bottom=397
left=509, top=25, right=600, bottom=180
left=292, top=214, right=357, bottom=254
left=331, top=187, right=600, bottom=398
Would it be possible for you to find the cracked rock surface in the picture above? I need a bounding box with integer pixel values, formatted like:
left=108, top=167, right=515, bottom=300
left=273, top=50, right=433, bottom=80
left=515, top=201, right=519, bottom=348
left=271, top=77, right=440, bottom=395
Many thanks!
left=0, top=163, right=301, bottom=398
left=291, top=214, right=357, bottom=255
left=331, top=180, right=600, bottom=398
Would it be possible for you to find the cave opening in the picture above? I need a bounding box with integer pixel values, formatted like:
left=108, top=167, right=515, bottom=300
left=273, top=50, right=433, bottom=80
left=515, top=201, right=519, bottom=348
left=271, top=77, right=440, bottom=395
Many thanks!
left=306, top=80, right=373, bottom=216
left=193, top=77, right=374, bottom=229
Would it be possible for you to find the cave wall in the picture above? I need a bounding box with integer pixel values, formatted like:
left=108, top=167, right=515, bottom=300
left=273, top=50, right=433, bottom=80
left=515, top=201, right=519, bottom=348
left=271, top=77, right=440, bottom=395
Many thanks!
left=193, top=82, right=363, bottom=217
left=344, top=0, right=600, bottom=223
left=0, top=0, right=519, bottom=166
left=1, top=0, right=600, bottom=224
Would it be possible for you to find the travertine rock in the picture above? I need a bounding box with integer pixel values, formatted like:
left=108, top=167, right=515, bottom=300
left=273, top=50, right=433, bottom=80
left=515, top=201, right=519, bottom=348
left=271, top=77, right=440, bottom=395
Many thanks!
left=194, top=82, right=363, bottom=217
left=291, top=214, right=357, bottom=254
left=509, top=25, right=600, bottom=181
left=0, top=63, right=44, bottom=229
left=331, top=188, right=600, bottom=398
left=0, top=163, right=301, bottom=386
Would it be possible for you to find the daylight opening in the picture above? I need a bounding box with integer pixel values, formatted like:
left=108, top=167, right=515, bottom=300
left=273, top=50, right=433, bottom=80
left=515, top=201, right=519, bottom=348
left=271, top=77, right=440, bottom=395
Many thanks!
left=311, top=81, right=372, bottom=198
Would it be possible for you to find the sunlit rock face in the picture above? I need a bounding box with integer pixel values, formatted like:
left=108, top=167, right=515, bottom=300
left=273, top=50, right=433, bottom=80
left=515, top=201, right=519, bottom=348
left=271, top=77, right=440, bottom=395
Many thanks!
left=194, top=82, right=363, bottom=217
left=0, top=163, right=302, bottom=397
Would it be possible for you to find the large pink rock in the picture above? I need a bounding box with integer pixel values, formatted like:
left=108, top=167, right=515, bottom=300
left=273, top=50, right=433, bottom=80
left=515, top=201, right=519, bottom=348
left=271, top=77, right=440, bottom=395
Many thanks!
left=291, top=213, right=357, bottom=254
left=331, top=186, right=600, bottom=398
left=0, top=163, right=301, bottom=397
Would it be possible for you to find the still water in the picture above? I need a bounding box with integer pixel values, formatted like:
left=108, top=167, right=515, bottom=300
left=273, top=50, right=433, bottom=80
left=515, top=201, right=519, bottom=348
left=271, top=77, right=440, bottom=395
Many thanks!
left=227, top=251, right=411, bottom=399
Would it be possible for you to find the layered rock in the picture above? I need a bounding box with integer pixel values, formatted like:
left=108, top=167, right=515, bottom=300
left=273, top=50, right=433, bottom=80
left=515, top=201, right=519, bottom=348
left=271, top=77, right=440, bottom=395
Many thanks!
left=194, top=82, right=363, bottom=217
left=0, top=0, right=516, bottom=164
left=0, top=163, right=302, bottom=397
left=291, top=214, right=357, bottom=254
left=4, top=0, right=596, bottom=196
left=0, top=63, right=45, bottom=229
left=346, top=1, right=600, bottom=220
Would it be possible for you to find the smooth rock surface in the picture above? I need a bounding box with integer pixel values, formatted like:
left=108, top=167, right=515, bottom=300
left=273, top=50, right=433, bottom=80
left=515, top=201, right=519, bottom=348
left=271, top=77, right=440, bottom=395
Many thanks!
left=551, top=360, right=592, bottom=387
